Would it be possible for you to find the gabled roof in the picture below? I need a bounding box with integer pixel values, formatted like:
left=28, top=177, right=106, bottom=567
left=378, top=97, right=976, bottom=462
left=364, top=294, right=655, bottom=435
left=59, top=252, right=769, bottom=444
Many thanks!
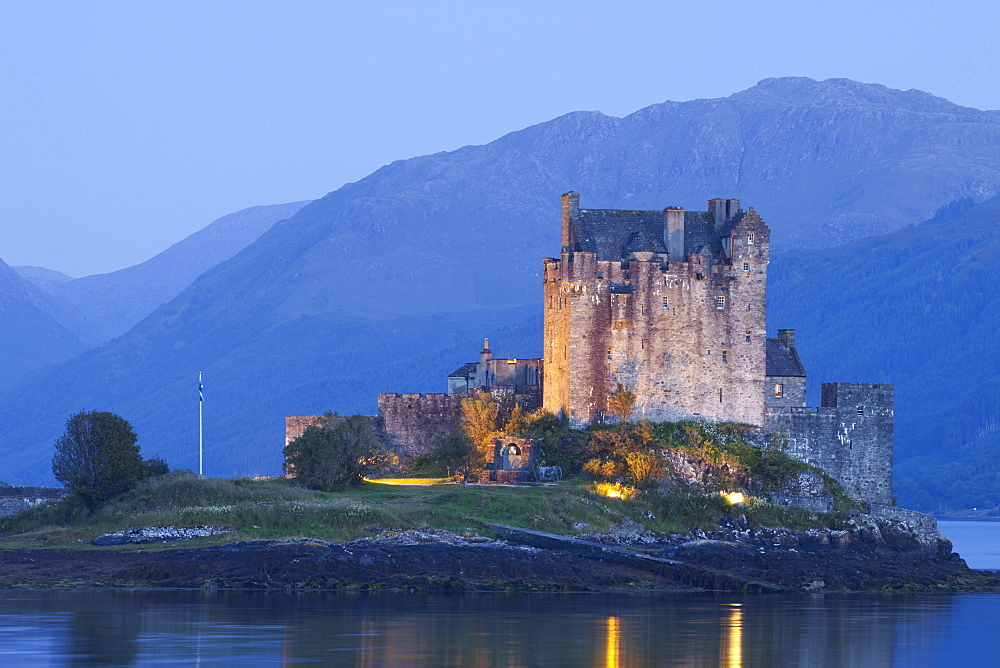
left=766, top=338, right=807, bottom=377
left=571, top=209, right=725, bottom=260
left=447, top=362, right=478, bottom=378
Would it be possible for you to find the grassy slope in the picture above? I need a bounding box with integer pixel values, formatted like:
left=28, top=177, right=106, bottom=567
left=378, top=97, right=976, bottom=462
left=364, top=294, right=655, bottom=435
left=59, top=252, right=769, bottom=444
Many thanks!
left=0, top=473, right=844, bottom=552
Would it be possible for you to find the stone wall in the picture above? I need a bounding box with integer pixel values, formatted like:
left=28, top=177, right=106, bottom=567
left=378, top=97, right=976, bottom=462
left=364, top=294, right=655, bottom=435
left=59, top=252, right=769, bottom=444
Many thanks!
left=284, top=415, right=382, bottom=447
left=0, top=486, right=68, bottom=517
left=377, top=393, right=465, bottom=461
left=765, top=383, right=894, bottom=505
left=765, top=376, right=807, bottom=408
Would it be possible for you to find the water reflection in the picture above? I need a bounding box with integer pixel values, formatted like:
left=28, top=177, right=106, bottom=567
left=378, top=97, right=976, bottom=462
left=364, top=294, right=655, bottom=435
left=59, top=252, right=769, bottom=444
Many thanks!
left=605, top=616, right=619, bottom=668
left=723, top=603, right=742, bottom=668
left=1, top=590, right=999, bottom=665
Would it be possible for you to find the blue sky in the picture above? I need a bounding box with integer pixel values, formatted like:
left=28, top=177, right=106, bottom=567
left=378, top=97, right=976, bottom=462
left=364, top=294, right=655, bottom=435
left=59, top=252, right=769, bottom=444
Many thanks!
left=2, top=0, right=999, bottom=276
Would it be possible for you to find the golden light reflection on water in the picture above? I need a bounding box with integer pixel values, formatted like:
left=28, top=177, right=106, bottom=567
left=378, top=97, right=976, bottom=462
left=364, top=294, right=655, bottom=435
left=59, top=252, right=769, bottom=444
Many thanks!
left=605, top=616, right=620, bottom=668
left=723, top=603, right=743, bottom=668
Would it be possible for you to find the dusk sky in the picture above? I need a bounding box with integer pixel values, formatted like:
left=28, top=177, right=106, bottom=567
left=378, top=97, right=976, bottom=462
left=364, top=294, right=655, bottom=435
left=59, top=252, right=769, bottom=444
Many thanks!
left=3, top=0, right=999, bottom=277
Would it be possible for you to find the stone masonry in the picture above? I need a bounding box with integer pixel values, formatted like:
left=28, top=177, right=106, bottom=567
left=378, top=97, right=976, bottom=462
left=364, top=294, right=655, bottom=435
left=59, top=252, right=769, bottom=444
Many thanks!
left=0, top=485, right=68, bottom=517
left=765, top=383, right=894, bottom=505
left=544, top=192, right=769, bottom=426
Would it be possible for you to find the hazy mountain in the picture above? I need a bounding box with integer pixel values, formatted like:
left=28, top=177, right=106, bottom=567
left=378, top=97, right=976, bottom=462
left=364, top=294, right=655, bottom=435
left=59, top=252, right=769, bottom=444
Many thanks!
left=13, top=266, right=74, bottom=285
left=0, top=257, right=88, bottom=386
left=23, top=201, right=310, bottom=344
left=2, top=77, right=1000, bottom=497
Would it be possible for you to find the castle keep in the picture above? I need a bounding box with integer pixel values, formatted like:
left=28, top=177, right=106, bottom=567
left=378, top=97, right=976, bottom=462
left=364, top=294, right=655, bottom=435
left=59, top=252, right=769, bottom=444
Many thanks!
left=287, top=192, right=894, bottom=505
left=544, top=192, right=769, bottom=426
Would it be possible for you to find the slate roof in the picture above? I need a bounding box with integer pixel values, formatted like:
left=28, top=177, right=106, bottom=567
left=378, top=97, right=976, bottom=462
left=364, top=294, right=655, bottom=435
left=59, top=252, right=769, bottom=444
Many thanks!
left=572, top=209, right=724, bottom=260
left=447, top=362, right=478, bottom=378
left=765, top=339, right=807, bottom=377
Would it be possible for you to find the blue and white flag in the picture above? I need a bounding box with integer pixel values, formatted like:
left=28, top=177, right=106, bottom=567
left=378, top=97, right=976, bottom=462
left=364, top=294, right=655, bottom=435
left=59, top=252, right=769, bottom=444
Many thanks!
left=199, top=378, right=204, bottom=403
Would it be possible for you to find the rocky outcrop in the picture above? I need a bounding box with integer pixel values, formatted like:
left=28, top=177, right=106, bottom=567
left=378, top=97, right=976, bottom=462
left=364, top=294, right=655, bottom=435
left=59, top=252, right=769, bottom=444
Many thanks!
left=91, top=526, right=231, bottom=546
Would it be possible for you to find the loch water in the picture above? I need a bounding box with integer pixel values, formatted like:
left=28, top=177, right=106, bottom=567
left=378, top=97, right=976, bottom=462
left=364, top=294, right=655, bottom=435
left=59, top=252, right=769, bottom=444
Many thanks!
left=0, top=521, right=996, bottom=666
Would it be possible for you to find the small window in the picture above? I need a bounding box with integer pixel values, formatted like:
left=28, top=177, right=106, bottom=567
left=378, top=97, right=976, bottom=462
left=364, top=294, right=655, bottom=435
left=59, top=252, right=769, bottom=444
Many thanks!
left=774, top=383, right=783, bottom=398
left=597, top=272, right=604, bottom=279
left=607, top=347, right=612, bottom=360
left=716, top=296, right=726, bottom=310
left=722, top=350, right=728, bottom=364
left=857, top=407, right=865, bottom=417
left=747, top=232, right=755, bottom=245
left=719, top=388, right=723, bottom=403
left=662, top=297, right=669, bottom=309
left=745, top=331, right=751, bottom=344
left=743, top=262, right=750, bottom=272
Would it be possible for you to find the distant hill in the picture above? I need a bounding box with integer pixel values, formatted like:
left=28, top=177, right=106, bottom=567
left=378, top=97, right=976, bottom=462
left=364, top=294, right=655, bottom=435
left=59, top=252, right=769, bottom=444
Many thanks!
left=2, top=77, right=1000, bottom=498
left=20, top=201, right=310, bottom=345
left=0, top=257, right=87, bottom=386
left=12, top=266, right=74, bottom=285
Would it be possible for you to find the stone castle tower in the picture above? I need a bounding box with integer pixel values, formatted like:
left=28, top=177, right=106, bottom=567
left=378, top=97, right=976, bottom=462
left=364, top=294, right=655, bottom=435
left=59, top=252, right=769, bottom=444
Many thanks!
left=544, top=191, right=770, bottom=426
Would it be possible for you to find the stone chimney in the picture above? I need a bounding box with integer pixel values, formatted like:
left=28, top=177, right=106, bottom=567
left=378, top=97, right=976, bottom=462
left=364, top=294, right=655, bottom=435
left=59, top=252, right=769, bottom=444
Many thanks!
left=708, top=198, right=741, bottom=225
left=664, top=207, right=685, bottom=262
left=561, top=191, right=580, bottom=252
left=480, top=338, right=492, bottom=363
left=777, top=329, right=795, bottom=348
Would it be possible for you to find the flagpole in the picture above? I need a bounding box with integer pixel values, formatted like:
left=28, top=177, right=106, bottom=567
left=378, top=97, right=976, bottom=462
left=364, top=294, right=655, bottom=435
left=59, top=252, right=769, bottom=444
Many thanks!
left=199, top=372, right=203, bottom=476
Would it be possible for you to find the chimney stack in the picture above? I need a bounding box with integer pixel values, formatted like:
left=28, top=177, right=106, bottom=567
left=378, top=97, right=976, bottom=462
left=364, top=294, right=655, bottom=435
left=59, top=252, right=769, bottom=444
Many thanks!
left=778, top=329, right=795, bottom=347
left=664, top=207, right=685, bottom=262
left=561, top=191, right=580, bottom=252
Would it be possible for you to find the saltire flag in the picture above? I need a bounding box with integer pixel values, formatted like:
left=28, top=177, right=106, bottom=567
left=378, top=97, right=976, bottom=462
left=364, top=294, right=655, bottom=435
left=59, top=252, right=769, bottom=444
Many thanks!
left=199, top=379, right=204, bottom=403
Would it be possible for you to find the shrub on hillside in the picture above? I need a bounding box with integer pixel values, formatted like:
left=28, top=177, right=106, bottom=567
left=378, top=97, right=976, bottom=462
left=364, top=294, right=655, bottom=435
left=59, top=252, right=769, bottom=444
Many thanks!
left=283, top=414, right=396, bottom=490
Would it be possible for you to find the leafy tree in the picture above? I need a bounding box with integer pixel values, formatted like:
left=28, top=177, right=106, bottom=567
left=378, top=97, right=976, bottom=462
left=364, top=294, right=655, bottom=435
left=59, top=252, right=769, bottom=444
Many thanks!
left=460, top=391, right=501, bottom=477
left=51, top=410, right=145, bottom=509
left=432, top=430, right=481, bottom=484
left=283, top=413, right=396, bottom=490
left=142, top=457, right=170, bottom=478
left=608, top=383, right=636, bottom=426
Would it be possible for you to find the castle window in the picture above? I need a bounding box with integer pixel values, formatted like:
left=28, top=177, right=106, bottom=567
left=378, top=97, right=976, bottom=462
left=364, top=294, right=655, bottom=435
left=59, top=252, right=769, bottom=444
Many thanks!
left=716, top=296, right=726, bottom=310
left=745, top=331, right=751, bottom=344
left=640, top=304, right=644, bottom=315
left=597, top=272, right=603, bottom=279
left=747, top=233, right=755, bottom=245
left=743, top=262, right=750, bottom=272
left=774, top=383, right=783, bottom=398
left=857, top=407, right=865, bottom=417
left=719, top=388, right=723, bottom=403
left=662, top=297, right=669, bottom=309
left=607, top=347, right=612, bottom=360
left=722, top=350, right=728, bottom=364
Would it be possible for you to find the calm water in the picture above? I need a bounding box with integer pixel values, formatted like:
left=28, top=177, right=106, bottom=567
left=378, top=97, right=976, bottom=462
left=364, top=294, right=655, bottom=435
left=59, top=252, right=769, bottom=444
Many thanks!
left=0, top=522, right=997, bottom=666
left=939, top=520, right=1000, bottom=570
left=2, top=590, right=1000, bottom=666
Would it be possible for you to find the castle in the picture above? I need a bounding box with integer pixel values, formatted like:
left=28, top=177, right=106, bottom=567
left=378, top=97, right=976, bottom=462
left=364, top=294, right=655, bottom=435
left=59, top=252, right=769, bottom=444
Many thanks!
left=287, top=192, right=893, bottom=506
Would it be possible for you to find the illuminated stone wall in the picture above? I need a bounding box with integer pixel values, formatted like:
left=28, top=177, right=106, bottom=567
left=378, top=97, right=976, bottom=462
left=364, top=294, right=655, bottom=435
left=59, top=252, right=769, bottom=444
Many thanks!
left=543, top=195, right=769, bottom=427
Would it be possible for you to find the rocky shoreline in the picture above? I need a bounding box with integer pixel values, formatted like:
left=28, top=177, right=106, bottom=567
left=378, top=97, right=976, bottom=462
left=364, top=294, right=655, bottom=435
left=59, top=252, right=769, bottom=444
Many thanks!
left=2, top=516, right=998, bottom=593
